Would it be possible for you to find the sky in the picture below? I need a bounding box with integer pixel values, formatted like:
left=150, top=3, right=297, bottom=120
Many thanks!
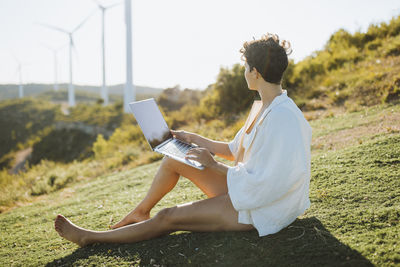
left=0, top=0, right=399, bottom=90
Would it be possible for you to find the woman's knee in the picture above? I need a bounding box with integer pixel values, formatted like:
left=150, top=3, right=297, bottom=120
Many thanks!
left=162, top=156, right=183, bottom=170
left=161, top=156, right=180, bottom=173
left=154, top=206, right=178, bottom=226
left=161, top=156, right=194, bottom=179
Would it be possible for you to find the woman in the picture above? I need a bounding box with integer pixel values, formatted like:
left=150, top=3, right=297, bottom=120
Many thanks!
left=54, top=33, right=312, bottom=247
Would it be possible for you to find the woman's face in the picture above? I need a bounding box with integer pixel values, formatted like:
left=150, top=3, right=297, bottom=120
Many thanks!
left=244, top=61, right=257, bottom=91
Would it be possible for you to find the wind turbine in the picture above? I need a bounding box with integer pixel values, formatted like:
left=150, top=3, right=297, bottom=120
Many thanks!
left=39, top=11, right=95, bottom=107
left=42, top=43, right=65, bottom=92
left=93, top=0, right=120, bottom=106
left=16, top=62, right=24, bottom=98
left=12, top=55, right=24, bottom=98
left=124, top=0, right=135, bottom=113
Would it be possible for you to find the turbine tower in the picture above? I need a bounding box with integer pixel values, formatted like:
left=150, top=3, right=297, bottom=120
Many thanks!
left=17, top=62, right=23, bottom=98
left=42, top=44, right=65, bottom=92
left=13, top=55, right=24, bottom=98
left=94, top=1, right=120, bottom=106
left=124, top=0, right=135, bottom=113
left=40, top=11, right=95, bottom=106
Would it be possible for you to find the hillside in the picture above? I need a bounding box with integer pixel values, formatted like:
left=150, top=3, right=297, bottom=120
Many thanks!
left=0, top=99, right=60, bottom=166
left=0, top=83, right=163, bottom=101
left=1, top=16, right=400, bottom=210
left=0, top=16, right=399, bottom=265
left=0, top=103, right=398, bottom=266
left=284, top=16, right=400, bottom=110
left=0, top=99, right=131, bottom=167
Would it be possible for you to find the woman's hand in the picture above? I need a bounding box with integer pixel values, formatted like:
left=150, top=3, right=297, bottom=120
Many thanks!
left=185, top=147, right=217, bottom=168
left=171, top=130, right=196, bottom=144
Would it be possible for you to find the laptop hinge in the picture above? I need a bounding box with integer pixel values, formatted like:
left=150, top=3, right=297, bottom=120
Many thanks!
left=156, top=138, right=173, bottom=150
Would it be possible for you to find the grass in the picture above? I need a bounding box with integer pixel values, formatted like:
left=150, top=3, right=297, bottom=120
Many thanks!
left=307, top=102, right=400, bottom=153
left=0, top=104, right=399, bottom=266
left=284, top=16, right=400, bottom=109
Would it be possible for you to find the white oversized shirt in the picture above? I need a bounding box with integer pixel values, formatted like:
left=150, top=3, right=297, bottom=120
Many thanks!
left=227, top=90, right=312, bottom=237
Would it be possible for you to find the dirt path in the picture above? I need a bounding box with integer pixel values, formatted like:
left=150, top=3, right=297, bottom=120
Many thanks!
left=310, top=112, right=400, bottom=153
left=11, top=147, right=32, bottom=174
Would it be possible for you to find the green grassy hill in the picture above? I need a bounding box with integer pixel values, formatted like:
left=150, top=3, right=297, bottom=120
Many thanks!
left=1, top=16, right=399, bottom=266
left=0, top=98, right=129, bottom=169
left=284, top=16, right=400, bottom=110
left=0, top=103, right=398, bottom=266
left=0, top=99, right=60, bottom=166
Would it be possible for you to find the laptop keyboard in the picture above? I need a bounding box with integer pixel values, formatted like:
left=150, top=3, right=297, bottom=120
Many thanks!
left=161, top=139, right=192, bottom=158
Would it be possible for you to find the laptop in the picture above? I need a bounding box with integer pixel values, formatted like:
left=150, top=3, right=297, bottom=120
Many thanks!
left=129, top=98, right=204, bottom=170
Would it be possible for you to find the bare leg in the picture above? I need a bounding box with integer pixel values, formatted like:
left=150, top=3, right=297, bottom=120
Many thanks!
left=111, top=156, right=228, bottom=229
left=55, top=194, right=254, bottom=247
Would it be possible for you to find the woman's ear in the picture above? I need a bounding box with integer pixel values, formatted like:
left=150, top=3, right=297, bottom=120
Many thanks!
left=252, top=68, right=259, bottom=79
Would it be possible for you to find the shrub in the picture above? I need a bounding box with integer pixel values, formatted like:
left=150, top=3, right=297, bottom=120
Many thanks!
left=30, top=128, right=96, bottom=164
left=0, top=98, right=59, bottom=158
left=196, top=64, right=259, bottom=121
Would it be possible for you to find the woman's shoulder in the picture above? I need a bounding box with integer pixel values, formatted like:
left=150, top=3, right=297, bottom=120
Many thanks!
left=264, top=103, right=311, bottom=136
left=266, top=105, right=298, bottom=125
left=255, top=104, right=306, bottom=137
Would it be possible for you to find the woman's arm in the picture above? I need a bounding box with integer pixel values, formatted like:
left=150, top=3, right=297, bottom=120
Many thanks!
left=192, top=134, right=235, bottom=161
left=171, top=130, right=235, bottom=161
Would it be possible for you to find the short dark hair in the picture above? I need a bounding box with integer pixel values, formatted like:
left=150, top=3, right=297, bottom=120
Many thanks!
left=240, top=33, right=292, bottom=84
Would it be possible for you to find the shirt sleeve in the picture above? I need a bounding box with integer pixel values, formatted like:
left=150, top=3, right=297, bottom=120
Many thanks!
left=228, top=126, right=245, bottom=159
left=227, top=108, right=309, bottom=211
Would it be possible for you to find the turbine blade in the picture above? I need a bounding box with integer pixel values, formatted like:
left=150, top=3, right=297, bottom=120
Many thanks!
left=72, top=9, right=97, bottom=32
left=37, top=23, right=69, bottom=34
left=11, top=52, right=20, bottom=63
left=93, top=0, right=103, bottom=8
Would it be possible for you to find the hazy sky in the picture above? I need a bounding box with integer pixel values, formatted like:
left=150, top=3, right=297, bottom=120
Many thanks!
left=0, top=0, right=399, bottom=90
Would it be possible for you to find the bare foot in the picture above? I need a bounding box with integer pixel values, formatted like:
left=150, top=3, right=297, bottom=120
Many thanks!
left=110, top=210, right=150, bottom=229
left=54, top=215, right=91, bottom=247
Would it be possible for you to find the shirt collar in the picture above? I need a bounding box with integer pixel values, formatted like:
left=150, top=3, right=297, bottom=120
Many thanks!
left=258, top=89, right=289, bottom=123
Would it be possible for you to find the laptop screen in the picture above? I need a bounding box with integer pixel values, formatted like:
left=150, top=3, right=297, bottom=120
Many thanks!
left=129, top=98, right=173, bottom=150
